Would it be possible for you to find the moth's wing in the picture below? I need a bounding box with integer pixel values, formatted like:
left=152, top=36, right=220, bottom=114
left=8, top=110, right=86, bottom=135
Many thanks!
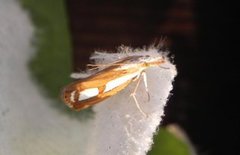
left=73, top=75, right=134, bottom=111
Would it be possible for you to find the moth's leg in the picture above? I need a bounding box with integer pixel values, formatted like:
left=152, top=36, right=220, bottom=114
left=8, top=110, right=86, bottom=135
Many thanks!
left=142, top=71, right=150, bottom=101
left=132, top=73, right=142, bottom=94
left=130, top=73, right=147, bottom=117
left=132, top=71, right=150, bottom=101
left=131, top=93, right=147, bottom=117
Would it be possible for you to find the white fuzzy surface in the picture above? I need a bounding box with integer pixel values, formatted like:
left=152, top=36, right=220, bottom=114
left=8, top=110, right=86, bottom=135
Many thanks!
left=0, top=1, right=91, bottom=155
left=0, top=1, right=177, bottom=155
left=86, top=48, right=177, bottom=155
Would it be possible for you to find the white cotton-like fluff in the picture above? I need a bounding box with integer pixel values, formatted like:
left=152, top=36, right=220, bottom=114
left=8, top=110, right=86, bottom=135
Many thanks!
left=0, top=1, right=176, bottom=155
left=90, top=47, right=167, bottom=66
left=85, top=47, right=177, bottom=155
left=0, top=1, right=92, bottom=155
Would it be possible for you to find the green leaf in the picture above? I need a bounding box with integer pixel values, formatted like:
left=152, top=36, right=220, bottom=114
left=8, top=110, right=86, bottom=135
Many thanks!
left=20, top=0, right=92, bottom=119
left=148, top=127, right=192, bottom=155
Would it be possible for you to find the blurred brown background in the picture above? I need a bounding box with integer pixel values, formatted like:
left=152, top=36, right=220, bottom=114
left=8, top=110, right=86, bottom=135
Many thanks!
left=66, top=0, right=239, bottom=154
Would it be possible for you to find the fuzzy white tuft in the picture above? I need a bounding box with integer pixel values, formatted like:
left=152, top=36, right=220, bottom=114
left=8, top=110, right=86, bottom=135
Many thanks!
left=0, top=1, right=92, bottom=155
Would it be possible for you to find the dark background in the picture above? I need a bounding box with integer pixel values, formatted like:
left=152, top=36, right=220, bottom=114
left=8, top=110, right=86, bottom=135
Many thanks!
left=66, top=0, right=239, bottom=154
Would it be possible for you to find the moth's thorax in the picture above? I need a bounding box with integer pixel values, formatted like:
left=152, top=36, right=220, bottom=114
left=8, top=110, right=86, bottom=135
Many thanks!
left=121, top=55, right=164, bottom=64
left=114, top=55, right=164, bottom=70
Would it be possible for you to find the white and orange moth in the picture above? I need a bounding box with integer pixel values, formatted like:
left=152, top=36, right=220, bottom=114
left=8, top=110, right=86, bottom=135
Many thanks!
left=61, top=51, right=166, bottom=111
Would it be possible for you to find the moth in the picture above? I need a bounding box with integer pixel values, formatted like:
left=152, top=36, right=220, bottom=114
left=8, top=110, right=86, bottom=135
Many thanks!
left=61, top=54, right=166, bottom=111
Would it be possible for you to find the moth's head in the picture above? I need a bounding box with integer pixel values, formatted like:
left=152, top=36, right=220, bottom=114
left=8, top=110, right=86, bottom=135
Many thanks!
left=138, top=55, right=165, bottom=66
